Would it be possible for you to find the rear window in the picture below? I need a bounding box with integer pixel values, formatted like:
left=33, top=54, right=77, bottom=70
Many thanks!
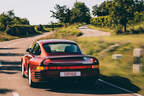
left=43, top=43, right=81, bottom=53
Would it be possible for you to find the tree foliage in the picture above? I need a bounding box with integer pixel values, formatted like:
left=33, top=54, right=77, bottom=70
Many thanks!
left=92, top=1, right=113, bottom=16
left=0, top=13, right=12, bottom=31
left=134, top=0, right=144, bottom=12
left=35, top=24, right=45, bottom=32
left=51, top=2, right=91, bottom=24
left=92, top=0, right=144, bottom=33
left=0, top=10, right=29, bottom=31
left=110, top=0, right=135, bottom=32
left=51, top=5, right=71, bottom=24
left=90, top=16, right=112, bottom=27
left=71, top=2, right=91, bottom=23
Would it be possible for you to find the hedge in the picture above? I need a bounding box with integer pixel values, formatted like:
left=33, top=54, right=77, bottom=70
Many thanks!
left=34, top=25, right=45, bottom=32
left=44, top=23, right=63, bottom=28
left=5, top=25, right=39, bottom=37
left=90, top=16, right=112, bottom=27
left=91, top=12, right=144, bottom=27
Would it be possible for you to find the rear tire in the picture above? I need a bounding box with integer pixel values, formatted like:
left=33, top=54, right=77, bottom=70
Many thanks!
left=21, top=61, right=26, bottom=78
left=28, top=67, right=35, bottom=87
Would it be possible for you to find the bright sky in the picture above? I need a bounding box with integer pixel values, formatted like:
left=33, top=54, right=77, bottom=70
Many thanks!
left=0, top=0, right=106, bottom=25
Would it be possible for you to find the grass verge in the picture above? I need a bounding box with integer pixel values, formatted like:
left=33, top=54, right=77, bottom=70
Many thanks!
left=89, top=22, right=144, bottom=35
left=39, top=24, right=83, bottom=41
left=78, top=35, right=144, bottom=95
left=0, top=32, right=19, bottom=42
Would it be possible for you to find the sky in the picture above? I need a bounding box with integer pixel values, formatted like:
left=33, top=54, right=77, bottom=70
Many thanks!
left=0, top=0, right=106, bottom=25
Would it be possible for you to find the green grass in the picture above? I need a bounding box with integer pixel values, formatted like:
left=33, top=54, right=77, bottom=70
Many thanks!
left=89, top=22, right=144, bottom=35
left=78, top=35, right=144, bottom=95
left=56, top=24, right=83, bottom=37
left=40, top=24, right=83, bottom=41
left=127, top=22, right=144, bottom=34
left=128, top=22, right=144, bottom=30
left=0, top=32, right=19, bottom=41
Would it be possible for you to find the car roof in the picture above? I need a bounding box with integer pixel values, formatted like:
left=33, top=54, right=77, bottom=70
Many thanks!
left=37, top=39, right=77, bottom=45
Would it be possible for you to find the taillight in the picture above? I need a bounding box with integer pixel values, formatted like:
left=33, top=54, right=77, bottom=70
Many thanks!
left=92, top=65, right=99, bottom=69
left=36, top=66, right=44, bottom=71
left=36, top=65, right=99, bottom=71
left=45, top=66, right=48, bottom=70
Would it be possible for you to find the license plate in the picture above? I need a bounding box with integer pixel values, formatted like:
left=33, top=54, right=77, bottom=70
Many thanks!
left=60, top=72, right=81, bottom=77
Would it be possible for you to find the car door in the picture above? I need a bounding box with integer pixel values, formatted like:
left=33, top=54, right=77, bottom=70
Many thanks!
left=26, top=43, right=41, bottom=72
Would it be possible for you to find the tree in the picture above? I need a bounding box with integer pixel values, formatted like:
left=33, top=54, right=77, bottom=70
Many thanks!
left=92, top=1, right=113, bottom=16
left=110, top=0, right=135, bottom=32
left=51, top=4, right=71, bottom=24
left=7, top=10, right=15, bottom=19
left=92, top=5, right=99, bottom=16
left=71, top=2, right=91, bottom=23
left=0, top=13, right=12, bottom=31
left=12, top=17, right=29, bottom=25
left=0, top=10, right=30, bottom=31
left=134, top=0, right=144, bottom=12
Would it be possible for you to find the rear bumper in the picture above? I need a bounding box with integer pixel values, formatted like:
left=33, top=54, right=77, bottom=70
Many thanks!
left=31, top=69, right=100, bottom=82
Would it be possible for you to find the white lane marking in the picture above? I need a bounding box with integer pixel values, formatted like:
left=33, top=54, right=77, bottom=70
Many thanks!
left=98, top=79, right=142, bottom=96
left=12, top=92, right=19, bottom=96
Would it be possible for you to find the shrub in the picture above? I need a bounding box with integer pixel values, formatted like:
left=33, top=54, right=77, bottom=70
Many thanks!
left=116, top=29, right=123, bottom=34
left=90, top=16, right=112, bottom=27
left=35, top=25, right=45, bottom=32
left=134, top=12, right=144, bottom=23
left=90, top=12, right=144, bottom=35
left=44, top=23, right=63, bottom=28
left=5, top=25, right=38, bottom=37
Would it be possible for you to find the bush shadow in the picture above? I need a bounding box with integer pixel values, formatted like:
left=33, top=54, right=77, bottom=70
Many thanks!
left=0, top=89, right=13, bottom=94
left=1, top=61, right=20, bottom=65
left=0, top=53, right=24, bottom=56
left=0, top=61, right=21, bottom=74
left=0, top=48, right=17, bottom=50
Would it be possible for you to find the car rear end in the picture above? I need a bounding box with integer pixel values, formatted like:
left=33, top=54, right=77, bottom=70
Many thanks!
left=32, top=55, right=100, bottom=82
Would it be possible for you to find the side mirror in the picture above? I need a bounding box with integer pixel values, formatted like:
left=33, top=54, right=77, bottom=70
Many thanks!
left=26, top=48, right=32, bottom=53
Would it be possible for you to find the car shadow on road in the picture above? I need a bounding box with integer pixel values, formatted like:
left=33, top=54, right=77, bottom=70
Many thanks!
left=35, top=75, right=140, bottom=95
left=0, top=88, right=13, bottom=94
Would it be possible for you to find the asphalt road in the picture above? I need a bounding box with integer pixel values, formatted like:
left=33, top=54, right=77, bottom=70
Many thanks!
left=0, top=32, right=141, bottom=96
left=79, top=25, right=110, bottom=37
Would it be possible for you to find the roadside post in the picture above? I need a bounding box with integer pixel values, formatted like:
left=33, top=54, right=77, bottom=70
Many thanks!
left=112, top=54, right=123, bottom=64
left=133, top=48, right=143, bottom=73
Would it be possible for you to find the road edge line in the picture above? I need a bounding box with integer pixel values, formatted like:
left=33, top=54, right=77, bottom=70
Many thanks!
left=98, top=79, right=142, bottom=96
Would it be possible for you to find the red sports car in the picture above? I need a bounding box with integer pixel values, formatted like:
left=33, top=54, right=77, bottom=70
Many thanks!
left=21, top=39, right=100, bottom=87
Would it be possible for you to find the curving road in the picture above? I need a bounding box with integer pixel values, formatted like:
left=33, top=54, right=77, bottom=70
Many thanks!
left=79, top=25, right=111, bottom=37
left=0, top=31, right=141, bottom=96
